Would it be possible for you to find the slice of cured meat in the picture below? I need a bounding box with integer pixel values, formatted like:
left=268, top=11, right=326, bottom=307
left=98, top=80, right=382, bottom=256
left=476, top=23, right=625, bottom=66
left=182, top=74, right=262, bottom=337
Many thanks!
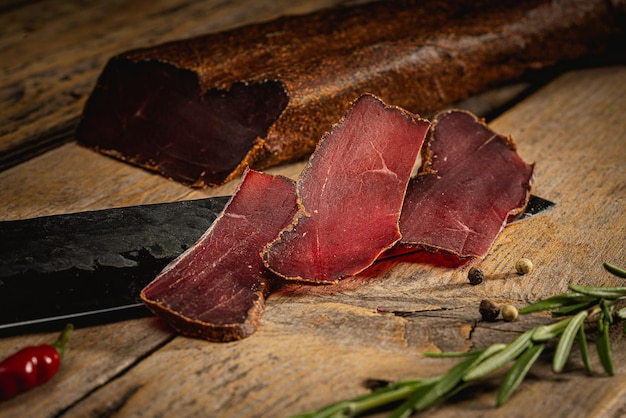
left=262, top=94, right=429, bottom=283
left=75, top=0, right=621, bottom=187
left=140, top=169, right=297, bottom=341
left=397, top=110, right=534, bottom=258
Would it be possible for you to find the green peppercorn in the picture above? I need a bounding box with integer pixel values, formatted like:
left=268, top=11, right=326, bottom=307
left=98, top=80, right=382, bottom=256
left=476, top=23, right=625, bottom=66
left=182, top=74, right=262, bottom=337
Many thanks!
left=468, top=267, right=484, bottom=285
left=479, top=299, right=500, bottom=321
left=501, top=304, right=519, bottom=322
left=515, top=258, right=533, bottom=275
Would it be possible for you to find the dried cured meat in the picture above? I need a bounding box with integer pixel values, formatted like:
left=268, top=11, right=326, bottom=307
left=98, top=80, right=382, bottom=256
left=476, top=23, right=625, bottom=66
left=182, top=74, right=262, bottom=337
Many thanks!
left=398, top=110, right=535, bottom=258
left=75, top=0, right=620, bottom=187
left=262, top=94, right=429, bottom=283
left=140, top=169, right=297, bottom=341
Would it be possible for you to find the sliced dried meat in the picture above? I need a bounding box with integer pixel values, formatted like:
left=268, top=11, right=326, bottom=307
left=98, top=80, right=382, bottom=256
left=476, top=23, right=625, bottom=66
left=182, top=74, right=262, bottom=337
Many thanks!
left=140, top=169, right=297, bottom=341
left=262, top=94, right=429, bottom=283
left=397, top=110, right=534, bottom=258
left=75, top=0, right=620, bottom=187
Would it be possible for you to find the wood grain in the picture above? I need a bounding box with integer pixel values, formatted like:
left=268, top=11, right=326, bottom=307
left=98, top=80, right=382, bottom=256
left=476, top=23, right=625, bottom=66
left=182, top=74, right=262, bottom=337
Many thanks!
left=0, top=0, right=624, bottom=417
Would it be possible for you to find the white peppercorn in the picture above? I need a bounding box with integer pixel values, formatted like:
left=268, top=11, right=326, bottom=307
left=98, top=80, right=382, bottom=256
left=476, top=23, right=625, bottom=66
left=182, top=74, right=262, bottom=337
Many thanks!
left=515, top=258, right=533, bottom=275
left=501, top=304, right=519, bottom=322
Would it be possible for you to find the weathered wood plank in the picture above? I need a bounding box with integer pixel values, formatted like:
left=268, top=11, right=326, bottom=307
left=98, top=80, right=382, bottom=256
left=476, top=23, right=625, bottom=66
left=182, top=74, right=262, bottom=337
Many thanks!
left=0, top=318, right=173, bottom=417
left=0, top=1, right=624, bottom=415
left=1, top=65, right=622, bottom=418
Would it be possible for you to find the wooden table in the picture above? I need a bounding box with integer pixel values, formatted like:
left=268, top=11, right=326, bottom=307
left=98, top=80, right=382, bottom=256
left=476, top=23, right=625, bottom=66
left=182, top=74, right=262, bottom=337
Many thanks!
left=1, top=1, right=625, bottom=417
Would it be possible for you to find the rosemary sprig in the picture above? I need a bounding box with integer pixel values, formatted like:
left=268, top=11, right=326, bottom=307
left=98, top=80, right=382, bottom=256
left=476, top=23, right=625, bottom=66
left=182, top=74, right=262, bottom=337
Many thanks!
left=603, top=261, right=626, bottom=278
left=292, top=263, right=625, bottom=418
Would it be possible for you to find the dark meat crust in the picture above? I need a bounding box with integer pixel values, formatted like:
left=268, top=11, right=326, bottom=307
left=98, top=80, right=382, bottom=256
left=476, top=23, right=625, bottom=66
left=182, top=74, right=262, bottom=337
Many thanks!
left=76, top=0, right=623, bottom=187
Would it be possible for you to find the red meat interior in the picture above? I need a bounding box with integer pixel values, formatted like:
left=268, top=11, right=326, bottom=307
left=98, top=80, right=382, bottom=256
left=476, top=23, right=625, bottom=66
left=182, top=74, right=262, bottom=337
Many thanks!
left=76, top=58, right=289, bottom=186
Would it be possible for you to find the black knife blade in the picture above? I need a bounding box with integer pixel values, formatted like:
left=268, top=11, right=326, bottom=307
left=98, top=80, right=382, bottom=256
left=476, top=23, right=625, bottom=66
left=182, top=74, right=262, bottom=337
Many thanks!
left=0, top=196, right=230, bottom=335
left=0, top=194, right=554, bottom=335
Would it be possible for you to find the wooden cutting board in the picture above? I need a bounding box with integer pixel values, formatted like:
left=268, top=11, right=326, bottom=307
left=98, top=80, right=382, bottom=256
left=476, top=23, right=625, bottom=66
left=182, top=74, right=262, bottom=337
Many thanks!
left=0, top=1, right=624, bottom=417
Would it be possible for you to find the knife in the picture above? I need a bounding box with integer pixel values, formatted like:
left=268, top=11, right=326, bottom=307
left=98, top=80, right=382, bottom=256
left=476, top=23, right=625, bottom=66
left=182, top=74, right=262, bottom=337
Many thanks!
left=0, top=194, right=554, bottom=335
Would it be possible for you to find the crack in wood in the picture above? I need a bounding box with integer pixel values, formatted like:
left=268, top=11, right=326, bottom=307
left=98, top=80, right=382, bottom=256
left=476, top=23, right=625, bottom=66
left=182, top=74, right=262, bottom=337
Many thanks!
left=388, top=307, right=452, bottom=318
left=466, top=319, right=479, bottom=351
left=0, top=117, right=78, bottom=172
left=79, top=384, right=143, bottom=418
left=54, top=334, right=176, bottom=417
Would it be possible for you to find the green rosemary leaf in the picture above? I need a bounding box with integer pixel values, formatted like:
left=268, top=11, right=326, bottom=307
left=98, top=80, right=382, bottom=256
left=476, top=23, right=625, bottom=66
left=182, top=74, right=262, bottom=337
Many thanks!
left=530, top=317, right=570, bottom=342
left=392, top=377, right=443, bottom=389
left=600, top=299, right=614, bottom=324
left=550, top=301, right=595, bottom=317
left=388, top=403, right=413, bottom=418
left=388, top=381, right=439, bottom=418
left=598, top=313, right=605, bottom=332
left=604, top=262, right=626, bottom=278
left=296, top=377, right=441, bottom=418
left=596, top=315, right=615, bottom=376
left=463, top=330, right=534, bottom=382
left=497, top=343, right=545, bottom=407
left=519, top=293, right=594, bottom=314
left=472, top=344, right=508, bottom=365
left=351, top=379, right=437, bottom=418
left=411, top=355, right=480, bottom=412
left=568, top=285, right=626, bottom=300
left=553, top=310, right=588, bottom=373
left=577, top=325, right=593, bottom=374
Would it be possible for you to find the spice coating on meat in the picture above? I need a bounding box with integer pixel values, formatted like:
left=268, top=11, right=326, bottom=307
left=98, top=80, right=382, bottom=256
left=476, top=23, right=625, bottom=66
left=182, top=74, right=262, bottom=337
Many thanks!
left=262, top=94, right=429, bottom=283
left=75, top=0, right=620, bottom=187
left=398, top=110, right=534, bottom=258
left=140, top=169, right=297, bottom=341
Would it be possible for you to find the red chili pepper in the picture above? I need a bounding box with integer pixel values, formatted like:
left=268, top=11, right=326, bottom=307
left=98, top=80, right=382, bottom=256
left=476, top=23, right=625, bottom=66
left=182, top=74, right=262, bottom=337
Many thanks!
left=0, top=323, right=73, bottom=401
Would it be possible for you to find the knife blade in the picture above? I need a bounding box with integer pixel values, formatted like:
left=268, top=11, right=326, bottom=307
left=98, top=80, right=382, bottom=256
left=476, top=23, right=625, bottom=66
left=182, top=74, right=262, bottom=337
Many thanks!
left=0, top=196, right=230, bottom=335
left=0, top=194, right=554, bottom=335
